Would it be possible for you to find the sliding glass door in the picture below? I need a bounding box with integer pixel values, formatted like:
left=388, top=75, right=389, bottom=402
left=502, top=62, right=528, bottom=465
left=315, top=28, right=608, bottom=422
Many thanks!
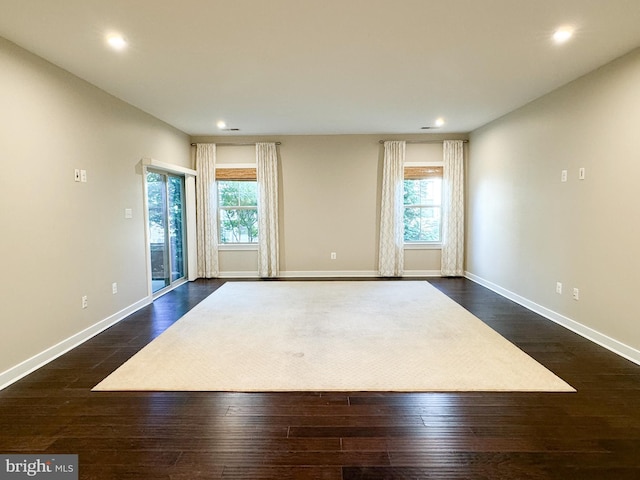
left=147, top=170, right=186, bottom=294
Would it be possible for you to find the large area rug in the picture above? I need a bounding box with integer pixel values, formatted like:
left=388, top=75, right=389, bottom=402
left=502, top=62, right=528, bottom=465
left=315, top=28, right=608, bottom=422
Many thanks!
left=93, top=281, right=574, bottom=392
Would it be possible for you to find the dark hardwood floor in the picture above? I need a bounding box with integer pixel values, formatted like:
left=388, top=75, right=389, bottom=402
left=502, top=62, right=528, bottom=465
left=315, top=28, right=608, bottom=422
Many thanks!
left=2, top=278, right=640, bottom=479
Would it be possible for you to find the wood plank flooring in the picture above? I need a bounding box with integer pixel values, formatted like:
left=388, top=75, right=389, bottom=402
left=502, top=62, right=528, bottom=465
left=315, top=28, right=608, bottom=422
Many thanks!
left=1, top=278, right=639, bottom=479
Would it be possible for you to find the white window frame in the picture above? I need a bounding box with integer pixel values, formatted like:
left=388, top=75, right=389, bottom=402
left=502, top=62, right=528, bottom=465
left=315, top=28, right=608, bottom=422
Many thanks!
left=403, top=161, right=443, bottom=250
left=216, top=164, right=259, bottom=251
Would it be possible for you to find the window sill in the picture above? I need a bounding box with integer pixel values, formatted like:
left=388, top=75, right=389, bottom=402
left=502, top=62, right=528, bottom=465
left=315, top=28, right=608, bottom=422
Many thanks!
left=404, top=243, right=442, bottom=250
left=218, top=244, right=258, bottom=251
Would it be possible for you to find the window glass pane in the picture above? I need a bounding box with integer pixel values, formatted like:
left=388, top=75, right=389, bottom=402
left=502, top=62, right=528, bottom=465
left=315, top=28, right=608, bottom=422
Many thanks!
left=404, top=178, right=441, bottom=206
left=168, top=175, right=185, bottom=282
left=219, top=208, right=258, bottom=243
left=218, top=180, right=259, bottom=244
left=404, top=206, right=441, bottom=242
left=147, top=172, right=168, bottom=291
left=424, top=178, right=441, bottom=205
left=218, top=181, right=258, bottom=207
left=403, top=177, right=442, bottom=243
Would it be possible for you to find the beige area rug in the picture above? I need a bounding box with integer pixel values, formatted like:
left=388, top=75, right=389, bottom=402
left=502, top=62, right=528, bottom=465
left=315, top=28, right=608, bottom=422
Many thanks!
left=93, top=281, right=574, bottom=392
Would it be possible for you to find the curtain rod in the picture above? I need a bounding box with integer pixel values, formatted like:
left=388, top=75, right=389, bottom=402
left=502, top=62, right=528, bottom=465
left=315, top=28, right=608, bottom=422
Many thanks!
left=378, top=140, right=468, bottom=144
left=190, top=142, right=282, bottom=146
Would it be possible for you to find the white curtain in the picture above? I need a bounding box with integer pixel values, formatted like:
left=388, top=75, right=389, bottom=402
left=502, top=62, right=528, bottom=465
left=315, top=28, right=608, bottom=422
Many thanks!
left=441, top=140, right=465, bottom=276
left=195, top=143, right=219, bottom=278
left=378, top=140, right=405, bottom=277
left=256, top=142, right=279, bottom=277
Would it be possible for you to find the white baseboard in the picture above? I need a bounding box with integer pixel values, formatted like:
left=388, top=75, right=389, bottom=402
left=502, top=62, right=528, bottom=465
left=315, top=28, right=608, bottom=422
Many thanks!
left=404, top=270, right=442, bottom=277
left=279, top=270, right=377, bottom=278
left=219, top=270, right=442, bottom=279
left=0, top=296, right=152, bottom=391
left=218, top=270, right=378, bottom=279
left=218, top=271, right=260, bottom=279
left=465, top=271, right=640, bottom=366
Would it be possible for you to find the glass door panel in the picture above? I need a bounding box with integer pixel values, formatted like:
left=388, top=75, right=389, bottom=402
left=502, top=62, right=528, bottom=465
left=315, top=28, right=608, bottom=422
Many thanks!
left=147, top=172, right=170, bottom=293
left=168, top=175, right=185, bottom=282
left=146, top=170, right=186, bottom=294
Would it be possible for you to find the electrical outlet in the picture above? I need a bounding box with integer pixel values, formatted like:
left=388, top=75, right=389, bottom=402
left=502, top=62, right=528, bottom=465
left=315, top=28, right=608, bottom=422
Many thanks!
left=330, top=252, right=337, bottom=260
left=112, top=282, right=118, bottom=294
left=81, top=295, right=88, bottom=309
left=572, top=288, right=580, bottom=301
left=561, top=170, right=568, bottom=182
left=80, top=169, right=87, bottom=183
left=556, top=282, right=562, bottom=294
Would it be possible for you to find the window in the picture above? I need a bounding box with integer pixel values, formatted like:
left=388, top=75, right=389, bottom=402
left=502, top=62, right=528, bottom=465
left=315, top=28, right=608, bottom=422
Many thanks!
left=217, top=168, right=258, bottom=244
left=403, top=166, right=443, bottom=243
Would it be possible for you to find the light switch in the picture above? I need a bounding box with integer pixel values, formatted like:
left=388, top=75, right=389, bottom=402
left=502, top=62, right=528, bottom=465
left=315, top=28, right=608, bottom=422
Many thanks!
left=124, top=208, right=133, bottom=219
left=578, top=167, right=585, bottom=180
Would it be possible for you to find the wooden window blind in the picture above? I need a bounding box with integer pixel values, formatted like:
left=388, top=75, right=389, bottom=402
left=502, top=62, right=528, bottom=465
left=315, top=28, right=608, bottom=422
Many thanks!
left=215, top=168, right=257, bottom=181
left=403, top=166, right=443, bottom=180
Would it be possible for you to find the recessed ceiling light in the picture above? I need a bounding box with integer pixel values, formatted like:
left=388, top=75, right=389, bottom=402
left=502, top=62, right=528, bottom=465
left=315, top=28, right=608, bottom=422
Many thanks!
left=553, top=26, right=574, bottom=44
left=435, top=118, right=445, bottom=127
left=106, top=33, right=127, bottom=50
left=216, top=120, right=227, bottom=129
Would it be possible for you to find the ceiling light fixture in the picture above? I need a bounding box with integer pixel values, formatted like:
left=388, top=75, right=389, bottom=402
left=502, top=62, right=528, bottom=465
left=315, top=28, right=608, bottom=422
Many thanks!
left=216, top=121, right=227, bottom=129
left=553, top=26, right=574, bottom=44
left=106, top=33, right=127, bottom=50
left=421, top=117, right=446, bottom=130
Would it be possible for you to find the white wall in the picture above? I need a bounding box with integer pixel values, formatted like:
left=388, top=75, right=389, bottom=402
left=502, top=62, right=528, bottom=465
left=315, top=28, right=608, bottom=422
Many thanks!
left=467, top=47, right=640, bottom=361
left=191, top=134, right=467, bottom=276
left=0, top=37, right=190, bottom=384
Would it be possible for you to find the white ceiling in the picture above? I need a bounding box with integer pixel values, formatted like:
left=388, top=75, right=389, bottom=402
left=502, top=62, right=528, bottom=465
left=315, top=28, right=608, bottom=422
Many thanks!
left=1, top=0, right=639, bottom=136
